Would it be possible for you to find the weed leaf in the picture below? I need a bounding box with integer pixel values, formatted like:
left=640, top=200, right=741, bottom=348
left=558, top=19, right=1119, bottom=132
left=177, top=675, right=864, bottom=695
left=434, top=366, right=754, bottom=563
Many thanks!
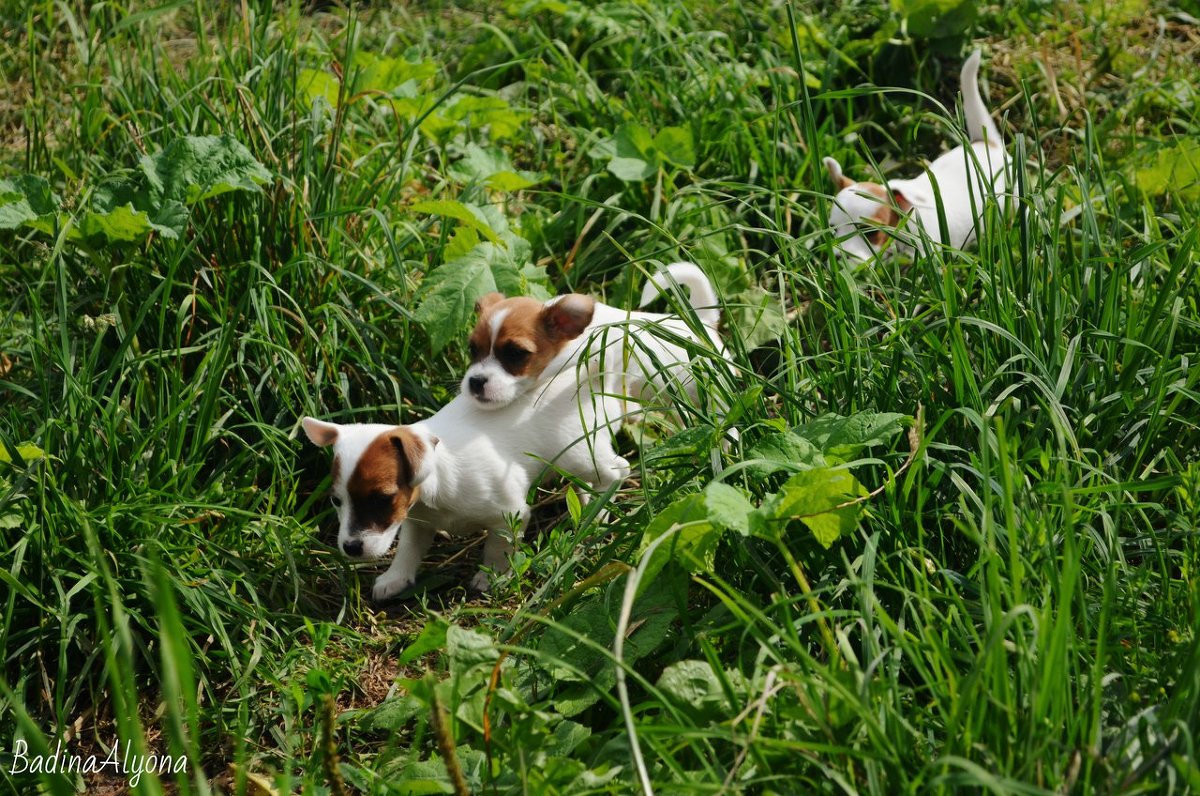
left=414, top=244, right=502, bottom=353
left=448, top=143, right=541, bottom=191
left=792, top=412, right=908, bottom=461
left=744, top=431, right=826, bottom=479
left=411, top=199, right=503, bottom=245
left=727, top=285, right=787, bottom=350
left=637, top=493, right=719, bottom=591
left=653, top=126, right=695, bottom=169
left=752, top=468, right=867, bottom=548
left=703, top=482, right=754, bottom=536
left=0, top=175, right=59, bottom=232
left=140, top=134, right=272, bottom=205
left=655, top=659, right=745, bottom=723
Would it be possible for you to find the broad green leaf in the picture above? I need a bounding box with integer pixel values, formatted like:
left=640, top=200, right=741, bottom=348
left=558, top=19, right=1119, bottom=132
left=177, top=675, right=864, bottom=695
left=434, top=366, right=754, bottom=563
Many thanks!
left=349, top=51, right=437, bottom=96
left=410, top=199, right=503, bottom=245
left=727, top=285, right=787, bottom=350
left=488, top=239, right=539, bottom=297
left=444, top=225, right=481, bottom=260
left=487, top=171, right=539, bottom=191
left=792, top=412, right=908, bottom=461
left=73, top=203, right=160, bottom=242
left=414, top=245, right=500, bottom=354
left=90, top=183, right=187, bottom=240
left=655, top=659, right=746, bottom=723
left=447, top=624, right=499, bottom=674
left=703, top=482, right=754, bottom=536
left=606, top=123, right=657, bottom=182
left=890, top=0, right=977, bottom=38
left=300, top=52, right=437, bottom=107
left=637, top=493, right=719, bottom=592
left=744, top=430, right=826, bottom=479
left=751, top=467, right=867, bottom=548
left=413, top=201, right=546, bottom=353
left=398, top=616, right=450, bottom=667
left=298, top=67, right=340, bottom=106
left=139, top=134, right=272, bottom=205
left=0, top=442, right=46, bottom=465
left=448, top=144, right=541, bottom=191
left=0, top=175, right=59, bottom=231
left=642, top=426, right=718, bottom=466
left=548, top=720, right=591, bottom=756
left=537, top=579, right=677, bottom=716
left=359, top=693, right=424, bottom=732
left=391, top=94, right=459, bottom=140
left=653, top=126, right=695, bottom=169
left=1135, top=139, right=1200, bottom=202
left=443, top=95, right=529, bottom=141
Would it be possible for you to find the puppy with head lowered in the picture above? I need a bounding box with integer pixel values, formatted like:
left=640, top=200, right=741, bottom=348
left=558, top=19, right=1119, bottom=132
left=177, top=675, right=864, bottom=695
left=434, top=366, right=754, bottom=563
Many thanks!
left=463, top=261, right=734, bottom=433
left=823, top=49, right=1009, bottom=262
left=302, top=372, right=628, bottom=599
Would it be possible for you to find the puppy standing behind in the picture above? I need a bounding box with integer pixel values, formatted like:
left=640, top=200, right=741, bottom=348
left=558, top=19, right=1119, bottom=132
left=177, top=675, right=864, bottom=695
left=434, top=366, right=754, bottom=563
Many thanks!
left=823, top=49, right=1009, bottom=262
left=462, top=261, right=734, bottom=432
left=302, top=371, right=628, bottom=599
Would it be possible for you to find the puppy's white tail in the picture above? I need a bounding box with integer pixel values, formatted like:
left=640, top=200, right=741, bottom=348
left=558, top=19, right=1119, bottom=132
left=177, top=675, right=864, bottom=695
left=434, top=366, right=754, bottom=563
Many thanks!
left=961, top=49, right=1002, bottom=147
left=639, top=262, right=721, bottom=328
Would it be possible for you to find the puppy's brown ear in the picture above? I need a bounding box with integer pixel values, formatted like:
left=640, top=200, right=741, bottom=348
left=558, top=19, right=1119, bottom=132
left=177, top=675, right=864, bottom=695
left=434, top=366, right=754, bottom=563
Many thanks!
left=302, top=417, right=339, bottom=447
left=388, top=427, right=427, bottom=487
left=475, top=292, right=504, bottom=314
left=823, top=156, right=854, bottom=190
left=542, top=294, right=595, bottom=341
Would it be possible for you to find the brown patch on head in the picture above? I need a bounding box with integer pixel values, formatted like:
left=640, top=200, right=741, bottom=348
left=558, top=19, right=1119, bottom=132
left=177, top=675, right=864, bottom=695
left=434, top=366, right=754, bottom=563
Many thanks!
left=345, top=428, right=425, bottom=532
left=475, top=292, right=503, bottom=314
left=468, top=294, right=595, bottom=379
left=858, top=182, right=906, bottom=247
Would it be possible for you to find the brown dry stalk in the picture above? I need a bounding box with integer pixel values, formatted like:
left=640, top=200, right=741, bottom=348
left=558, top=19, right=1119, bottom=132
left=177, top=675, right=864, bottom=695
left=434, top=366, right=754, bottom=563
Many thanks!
left=321, top=693, right=350, bottom=796
left=430, top=686, right=470, bottom=796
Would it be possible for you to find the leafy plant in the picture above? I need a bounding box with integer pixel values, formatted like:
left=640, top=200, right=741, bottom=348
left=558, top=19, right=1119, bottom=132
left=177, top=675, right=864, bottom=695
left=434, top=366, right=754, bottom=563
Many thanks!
left=0, top=135, right=271, bottom=244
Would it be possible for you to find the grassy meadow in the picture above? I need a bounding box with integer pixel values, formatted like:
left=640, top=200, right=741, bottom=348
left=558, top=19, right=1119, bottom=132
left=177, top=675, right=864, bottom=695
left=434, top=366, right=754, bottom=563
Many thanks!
left=2, top=0, right=1199, bottom=793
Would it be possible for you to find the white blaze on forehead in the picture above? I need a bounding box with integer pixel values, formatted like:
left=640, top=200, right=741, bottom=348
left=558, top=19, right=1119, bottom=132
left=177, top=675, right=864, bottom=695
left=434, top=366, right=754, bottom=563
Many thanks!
left=486, top=307, right=512, bottom=352
left=330, top=423, right=396, bottom=487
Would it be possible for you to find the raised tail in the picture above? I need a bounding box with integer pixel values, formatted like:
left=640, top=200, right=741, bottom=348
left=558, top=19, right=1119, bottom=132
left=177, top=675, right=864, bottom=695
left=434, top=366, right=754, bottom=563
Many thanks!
left=961, top=49, right=1003, bottom=147
left=638, top=262, right=721, bottom=328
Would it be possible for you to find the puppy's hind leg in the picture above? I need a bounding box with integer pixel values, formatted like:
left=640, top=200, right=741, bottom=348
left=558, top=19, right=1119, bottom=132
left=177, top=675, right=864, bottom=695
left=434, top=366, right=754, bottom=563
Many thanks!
left=373, top=520, right=436, bottom=601
left=471, top=510, right=529, bottom=593
left=577, top=441, right=630, bottom=523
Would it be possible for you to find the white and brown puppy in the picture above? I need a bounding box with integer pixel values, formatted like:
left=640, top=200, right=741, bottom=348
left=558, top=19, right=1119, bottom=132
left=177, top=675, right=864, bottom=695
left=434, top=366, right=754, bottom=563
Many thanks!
left=461, top=261, right=730, bottom=422
left=302, top=374, right=628, bottom=599
left=823, top=49, right=1009, bottom=262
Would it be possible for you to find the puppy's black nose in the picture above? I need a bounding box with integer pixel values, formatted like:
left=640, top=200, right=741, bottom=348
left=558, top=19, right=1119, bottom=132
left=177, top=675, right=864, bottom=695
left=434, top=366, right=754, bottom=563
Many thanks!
left=342, top=539, right=363, bottom=557
left=468, top=375, right=487, bottom=396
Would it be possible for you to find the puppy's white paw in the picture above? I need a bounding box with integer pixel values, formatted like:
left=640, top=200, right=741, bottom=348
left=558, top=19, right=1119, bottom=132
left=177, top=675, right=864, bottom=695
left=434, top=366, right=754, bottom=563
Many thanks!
left=469, top=570, right=492, bottom=593
left=372, top=570, right=415, bottom=601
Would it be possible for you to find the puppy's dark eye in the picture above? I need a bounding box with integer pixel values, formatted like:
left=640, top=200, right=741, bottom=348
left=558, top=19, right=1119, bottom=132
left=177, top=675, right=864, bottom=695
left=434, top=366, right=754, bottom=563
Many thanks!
left=363, top=492, right=394, bottom=513
left=497, top=343, right=532, bottom=368
left=467, top=341, right=480, bottom=360
left=330, top=495, right=343, bottom=508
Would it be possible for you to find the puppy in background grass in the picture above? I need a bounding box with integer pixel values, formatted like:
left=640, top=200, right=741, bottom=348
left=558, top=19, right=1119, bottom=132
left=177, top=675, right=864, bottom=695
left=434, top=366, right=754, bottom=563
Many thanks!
left=823, top=49, right=1010, bottom=262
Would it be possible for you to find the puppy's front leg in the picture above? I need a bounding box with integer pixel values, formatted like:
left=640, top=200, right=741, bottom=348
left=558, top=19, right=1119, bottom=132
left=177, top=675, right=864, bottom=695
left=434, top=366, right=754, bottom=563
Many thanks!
left=373, top=520, right=435, bottom=601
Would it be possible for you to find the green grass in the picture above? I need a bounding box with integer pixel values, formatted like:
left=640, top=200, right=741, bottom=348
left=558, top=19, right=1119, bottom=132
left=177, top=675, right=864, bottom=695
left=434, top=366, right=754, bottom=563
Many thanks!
left=2, top=0, right=1198, bottom=793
